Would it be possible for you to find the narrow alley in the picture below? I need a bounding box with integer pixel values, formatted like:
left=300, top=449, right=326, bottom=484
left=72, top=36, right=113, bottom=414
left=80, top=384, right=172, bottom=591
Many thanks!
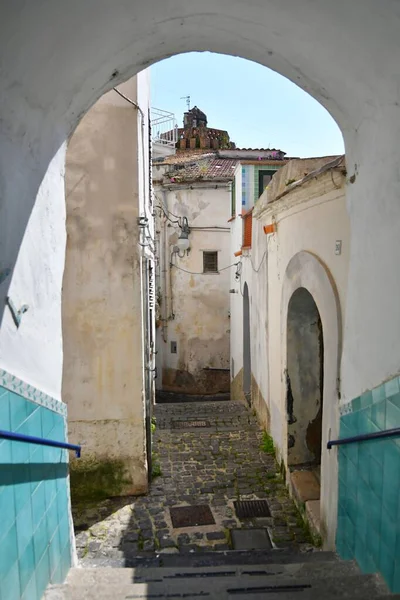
left=73, top=400, right=314, bottom=566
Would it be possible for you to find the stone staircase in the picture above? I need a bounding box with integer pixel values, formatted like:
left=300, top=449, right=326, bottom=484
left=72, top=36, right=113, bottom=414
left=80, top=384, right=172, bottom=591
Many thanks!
left=44, top=549, right=397, bottom=599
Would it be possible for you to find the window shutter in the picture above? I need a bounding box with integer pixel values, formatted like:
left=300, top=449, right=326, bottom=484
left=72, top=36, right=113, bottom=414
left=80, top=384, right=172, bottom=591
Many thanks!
left=203, top=251, right=218, bottom=273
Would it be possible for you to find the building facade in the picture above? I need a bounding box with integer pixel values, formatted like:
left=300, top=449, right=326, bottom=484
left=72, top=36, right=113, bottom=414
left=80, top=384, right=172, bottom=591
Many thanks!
left=230, top=155, right=400, bottom=589
left=63, top=74, right=154, bottom=501
left=153, top=152, right=233, bottom=395
left=153, top=108, right=289, bottom=396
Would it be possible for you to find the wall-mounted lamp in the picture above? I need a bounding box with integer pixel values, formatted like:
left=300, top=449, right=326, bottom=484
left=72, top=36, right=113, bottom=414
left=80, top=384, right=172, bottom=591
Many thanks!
left=173, top=217, right=191, bottom=258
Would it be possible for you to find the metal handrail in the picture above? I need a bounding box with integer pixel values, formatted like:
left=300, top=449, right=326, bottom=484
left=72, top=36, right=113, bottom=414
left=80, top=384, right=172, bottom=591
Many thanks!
left=0, top=429, right=81, bottom=458
left=327, top=426, right=400, bottom=450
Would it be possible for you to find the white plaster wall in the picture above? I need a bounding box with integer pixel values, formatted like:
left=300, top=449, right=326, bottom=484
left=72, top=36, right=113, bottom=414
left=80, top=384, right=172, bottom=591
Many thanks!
left=253, top=171, right=348, bottom=546
left=230, top=164, right=269, bottom=411
left=1, top=0, right=400, bottom=434
left=156, top=184, right=231, bottom=393
left=261, top=177, right=348, bottom=447
left=0, top=146, right=66, bottom=398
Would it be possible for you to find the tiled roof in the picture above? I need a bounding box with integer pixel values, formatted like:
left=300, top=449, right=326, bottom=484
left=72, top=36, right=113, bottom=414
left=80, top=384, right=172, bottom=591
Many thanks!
left=164, top=156, right=238, bottom=182
left=158, top=150, right=215, bottom=165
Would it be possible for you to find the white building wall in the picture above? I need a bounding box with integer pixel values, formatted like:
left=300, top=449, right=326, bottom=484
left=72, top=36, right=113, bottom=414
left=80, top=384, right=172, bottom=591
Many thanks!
left=63, top=75, right=151, bottom=497
left=0, top=146, right=66, bottom=399
left=231, top=161, right=349, bottom=547
left=155, top=184, right=231, bottom=394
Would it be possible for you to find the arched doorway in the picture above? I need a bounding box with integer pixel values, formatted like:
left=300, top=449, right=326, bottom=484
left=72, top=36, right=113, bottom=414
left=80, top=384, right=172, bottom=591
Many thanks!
left=243, top=282, right=251, bottom=404
left=286, top=288, right=324, bottom=470
left=281, top=251, right=341, bottom=549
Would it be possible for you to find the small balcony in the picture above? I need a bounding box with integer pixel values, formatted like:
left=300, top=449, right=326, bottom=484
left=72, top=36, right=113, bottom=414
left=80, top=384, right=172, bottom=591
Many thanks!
left=151, top=107, right=178, bottom=159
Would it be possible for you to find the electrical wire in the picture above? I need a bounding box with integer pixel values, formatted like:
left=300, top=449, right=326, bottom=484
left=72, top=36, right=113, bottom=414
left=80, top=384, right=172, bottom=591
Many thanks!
left=248, top=250, right=267, bottom=273
left=170, top=262, right=239, bottom=275
left=155, top=203, right=182, bottom=226
left=190, top=227, right=230, bottom=231
left=112, top=87, right=145, bottom=120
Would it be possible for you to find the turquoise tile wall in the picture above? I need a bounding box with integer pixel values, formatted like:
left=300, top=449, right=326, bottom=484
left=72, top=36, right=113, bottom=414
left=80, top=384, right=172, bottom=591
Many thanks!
left=337, top=376, right=400, bottom=592
left=0, top=384, right=71, bottom=600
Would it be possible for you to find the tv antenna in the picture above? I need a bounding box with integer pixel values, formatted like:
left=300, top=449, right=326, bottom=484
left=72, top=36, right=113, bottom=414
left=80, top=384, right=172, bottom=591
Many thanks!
left=181, top=95, right=190, bottom=110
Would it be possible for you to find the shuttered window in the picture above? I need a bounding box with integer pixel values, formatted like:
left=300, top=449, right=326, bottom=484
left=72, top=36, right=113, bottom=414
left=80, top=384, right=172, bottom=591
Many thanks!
left=203, top=251, right=218, bottom=273
left=242, top=209, right=253, bottom=249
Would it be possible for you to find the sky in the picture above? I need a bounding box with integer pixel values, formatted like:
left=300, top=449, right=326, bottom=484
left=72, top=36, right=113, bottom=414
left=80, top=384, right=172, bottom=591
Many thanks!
left=151, top=53, right=344, bottom=158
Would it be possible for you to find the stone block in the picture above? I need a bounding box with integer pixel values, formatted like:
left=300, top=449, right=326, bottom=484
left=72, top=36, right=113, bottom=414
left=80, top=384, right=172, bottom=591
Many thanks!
left=290, top=470, right=320, bottom=504
left=306, top=499, right=321, bottom=536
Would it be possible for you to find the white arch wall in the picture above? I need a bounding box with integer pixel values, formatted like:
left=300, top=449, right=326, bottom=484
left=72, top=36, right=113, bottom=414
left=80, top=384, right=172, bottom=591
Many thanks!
left=281, top=252, right=342, bottom=549
left=1, top=1, right=400, bottom=420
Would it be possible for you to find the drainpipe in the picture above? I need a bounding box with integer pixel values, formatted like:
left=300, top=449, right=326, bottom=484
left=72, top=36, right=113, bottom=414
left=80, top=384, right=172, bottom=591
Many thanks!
left=161, top=189, right=169, bottom=343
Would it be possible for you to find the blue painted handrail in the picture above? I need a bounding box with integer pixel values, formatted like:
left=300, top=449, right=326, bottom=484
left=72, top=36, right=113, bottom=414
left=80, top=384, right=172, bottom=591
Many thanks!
left=327, top=427, right=400, bottom=450
left=0, top=429, right=81, bottom=457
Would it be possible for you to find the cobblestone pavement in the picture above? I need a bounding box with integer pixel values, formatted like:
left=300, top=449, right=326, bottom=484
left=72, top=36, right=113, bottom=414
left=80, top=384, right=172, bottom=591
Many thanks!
left=73, top=400, right=315, bottom=564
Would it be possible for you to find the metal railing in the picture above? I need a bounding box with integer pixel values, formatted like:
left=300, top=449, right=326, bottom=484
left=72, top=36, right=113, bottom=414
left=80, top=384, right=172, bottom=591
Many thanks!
left=327, top=427, right=400, bottom=450
left=0, top=429, right=81, bottom=457
left=151, top=107, right=178, bottom=147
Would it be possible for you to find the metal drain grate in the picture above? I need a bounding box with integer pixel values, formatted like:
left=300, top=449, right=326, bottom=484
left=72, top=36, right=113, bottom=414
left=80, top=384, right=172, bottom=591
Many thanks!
left=170, top=505, right=215, bottom=528
left=171, top=420, right=211, bottom=429
left=234, top=500, right=271, bottom=519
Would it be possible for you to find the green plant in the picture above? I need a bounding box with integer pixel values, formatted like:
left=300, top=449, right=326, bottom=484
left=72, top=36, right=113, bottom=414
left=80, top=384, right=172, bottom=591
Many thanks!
left=286, top=178, right=296, bottom=186
left=295, top=512, right=314, bottom=545
left=151, top=416, right=156, bottom=435
left=260, top=431, right=275, bottom=455
left=151, top=452, right=162, bottom=479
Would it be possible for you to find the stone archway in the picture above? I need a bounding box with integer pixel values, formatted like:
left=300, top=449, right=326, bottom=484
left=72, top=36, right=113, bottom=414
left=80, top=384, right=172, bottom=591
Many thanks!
left=2, top=2, right=400, bottom=411
left=286, top=287, right=324, bottom=470
left=281, top=251, right=341, bottom=549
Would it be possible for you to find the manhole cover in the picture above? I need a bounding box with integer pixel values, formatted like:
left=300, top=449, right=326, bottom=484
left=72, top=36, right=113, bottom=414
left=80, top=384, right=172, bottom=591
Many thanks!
left=170, top=505, right=215, bottom=528
left=234, top=500, right=271, bottom=519
left=231, top=528, right=272, bottom=550
left=171, top=420, right=211, bottom=429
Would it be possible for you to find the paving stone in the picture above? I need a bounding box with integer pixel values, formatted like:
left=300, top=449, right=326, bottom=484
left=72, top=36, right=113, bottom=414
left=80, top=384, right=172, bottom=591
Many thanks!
left=206, top=531, right=226, bottom=541
left=73, top=399, right=314, bottom=563
left=75, top=532, right=90, bottom=548
left=159, top=537, right=176, bottom=549
left=143, top=539, right=155, bottom=551
left=213, top=543, right=231, bottom=551
left=123, top=531, right=139, bottom=543
left=88, top=541, right=102, bottom=553
left=121, top=542, right=139, bottom=554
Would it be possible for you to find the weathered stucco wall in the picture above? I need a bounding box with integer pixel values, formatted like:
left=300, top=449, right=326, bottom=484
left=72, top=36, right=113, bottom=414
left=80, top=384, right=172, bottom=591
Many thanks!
left=155, top=185, right=231, bottom=394
left=230, top=161, right=348, bottom=546
left=63, top=76, right=149, bottom=498
left=260, top=165, right=348, bottom=547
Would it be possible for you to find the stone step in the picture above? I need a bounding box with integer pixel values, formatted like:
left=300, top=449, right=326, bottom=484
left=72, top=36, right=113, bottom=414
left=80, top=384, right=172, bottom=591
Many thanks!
left=80, top=549, right=339, bottom=569
left=66, top=559, right=360, bottom=585
left=44, top=572, right=390, bottom=600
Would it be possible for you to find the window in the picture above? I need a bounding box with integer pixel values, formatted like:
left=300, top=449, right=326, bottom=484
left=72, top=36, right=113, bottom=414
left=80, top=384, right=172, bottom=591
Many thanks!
left=258, top=169, right=277, bottom=198
left=203, top=251, right=218, bottom=273
left=242, top=210, right=253, bottom=249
